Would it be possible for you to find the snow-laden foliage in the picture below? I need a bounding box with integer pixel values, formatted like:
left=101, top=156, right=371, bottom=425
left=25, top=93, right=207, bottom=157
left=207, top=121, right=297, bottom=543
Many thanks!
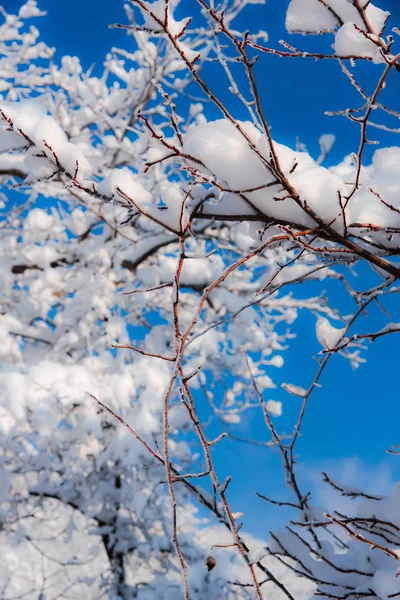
left=1, top=0, right=400, bottom=598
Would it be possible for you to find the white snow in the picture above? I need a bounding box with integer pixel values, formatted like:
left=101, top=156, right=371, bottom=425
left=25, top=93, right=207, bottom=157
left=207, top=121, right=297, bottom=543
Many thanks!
left=317, top=134, right=336, bottom=163
left=18, top=1, right=47, bottom=18
left=333, top=22, right=383, bottom=62
left=97, top=167, right=151, bottom=204
left=348, top=147, right=400, bottom=232
left=286, top=0, right=389, bottom=37
left=183, top=119, right=347, bottom=232
left=136, top=0, right=191, bottom=37
left=286, top=0, right=337, bottom=33
left=265, top=400, right=282, bottom=416
left=0, top=100, right=92, bottom=181
left=282, top=383, right=307, bottom=397
left=316, top=316, right=346, bottom=349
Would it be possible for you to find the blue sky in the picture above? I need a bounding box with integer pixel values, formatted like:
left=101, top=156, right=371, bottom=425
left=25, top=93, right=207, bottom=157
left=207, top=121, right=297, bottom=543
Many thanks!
left=5, top=0, right=400, bottom=535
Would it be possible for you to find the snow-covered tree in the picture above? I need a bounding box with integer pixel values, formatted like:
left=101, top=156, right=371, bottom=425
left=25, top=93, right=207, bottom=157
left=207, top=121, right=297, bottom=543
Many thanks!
left=1, top=1, right=400, bottom=598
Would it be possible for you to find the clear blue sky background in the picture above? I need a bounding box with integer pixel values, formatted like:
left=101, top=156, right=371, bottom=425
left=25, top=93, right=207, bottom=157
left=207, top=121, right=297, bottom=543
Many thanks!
left=5, top=0, right=400, bottom=535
